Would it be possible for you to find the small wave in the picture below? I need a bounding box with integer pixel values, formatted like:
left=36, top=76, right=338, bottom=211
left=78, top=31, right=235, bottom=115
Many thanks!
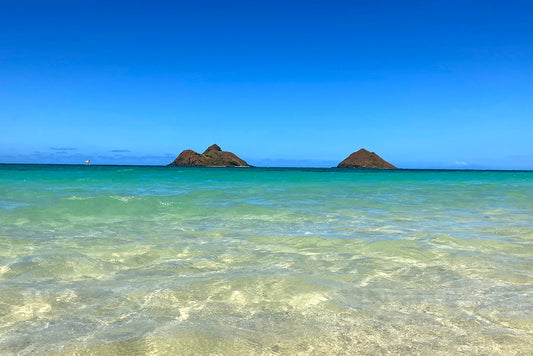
left=66, top=196, right=92, bottom=201
left=159, top=201, right=180, bottom=207
left=110, top=195, right=136, bottom=202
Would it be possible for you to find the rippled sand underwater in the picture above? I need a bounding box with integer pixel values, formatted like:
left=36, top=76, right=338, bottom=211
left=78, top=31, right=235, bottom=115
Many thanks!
left=0, top=165, right=532, bottom=355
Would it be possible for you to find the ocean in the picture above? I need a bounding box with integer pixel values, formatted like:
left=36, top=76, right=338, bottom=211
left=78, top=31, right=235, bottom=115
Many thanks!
left=0, top=165, right=532, bottom=355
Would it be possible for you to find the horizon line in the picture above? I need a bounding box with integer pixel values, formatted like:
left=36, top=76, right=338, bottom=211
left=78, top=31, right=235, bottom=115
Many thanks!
left=1, top=162, right=532, bottom=172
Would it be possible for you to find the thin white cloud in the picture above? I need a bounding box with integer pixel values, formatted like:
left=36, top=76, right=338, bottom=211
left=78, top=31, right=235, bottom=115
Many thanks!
left=50, top=147, right=77, bottom=151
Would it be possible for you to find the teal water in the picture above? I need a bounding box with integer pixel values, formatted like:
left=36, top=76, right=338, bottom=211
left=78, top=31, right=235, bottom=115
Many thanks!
left=0, top=165, right=532, bottom=355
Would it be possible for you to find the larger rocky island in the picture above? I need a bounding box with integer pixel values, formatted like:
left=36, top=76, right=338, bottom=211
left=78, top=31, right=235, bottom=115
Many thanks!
left=337, top=148, right=397, bottom=169
left=168, top=144, right=251, bottom=167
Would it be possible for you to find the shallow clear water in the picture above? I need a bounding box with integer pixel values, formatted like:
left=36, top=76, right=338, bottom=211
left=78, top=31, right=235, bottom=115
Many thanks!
left=0, top=165, right=532, bottom=355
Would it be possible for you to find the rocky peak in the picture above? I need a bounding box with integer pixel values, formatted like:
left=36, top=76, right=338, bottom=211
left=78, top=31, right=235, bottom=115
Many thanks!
left=337, top=148, right=397, bottom=169
left=204, top=144, right=222, bottom=154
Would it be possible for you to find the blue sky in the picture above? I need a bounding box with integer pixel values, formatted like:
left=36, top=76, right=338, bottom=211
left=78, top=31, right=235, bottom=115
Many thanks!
left=1, top=0, right=532, bottom=168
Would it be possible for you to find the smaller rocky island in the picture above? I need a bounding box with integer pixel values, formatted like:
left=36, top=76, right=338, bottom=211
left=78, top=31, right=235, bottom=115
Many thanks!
left=168, top=144, right=251, bottom=167
left=337, top=148, right=397, bottom=169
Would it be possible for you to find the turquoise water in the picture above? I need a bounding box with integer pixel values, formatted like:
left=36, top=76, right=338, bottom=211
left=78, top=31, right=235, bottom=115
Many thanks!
left=0, top=165, right=532, bottom=355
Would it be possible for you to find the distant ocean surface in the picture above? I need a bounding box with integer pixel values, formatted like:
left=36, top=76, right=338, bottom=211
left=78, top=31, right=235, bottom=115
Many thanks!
left=0, top=165, right=532, bottom=355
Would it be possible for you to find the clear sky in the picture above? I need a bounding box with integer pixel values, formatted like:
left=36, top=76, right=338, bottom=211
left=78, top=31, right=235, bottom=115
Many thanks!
left=1, top=0, right=532, bottom=168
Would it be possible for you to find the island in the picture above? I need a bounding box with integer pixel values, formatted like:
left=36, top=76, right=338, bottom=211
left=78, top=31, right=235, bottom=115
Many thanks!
left=168, top=144, right=251, bottom=167
left=337, top=148, right=397, bottom=169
